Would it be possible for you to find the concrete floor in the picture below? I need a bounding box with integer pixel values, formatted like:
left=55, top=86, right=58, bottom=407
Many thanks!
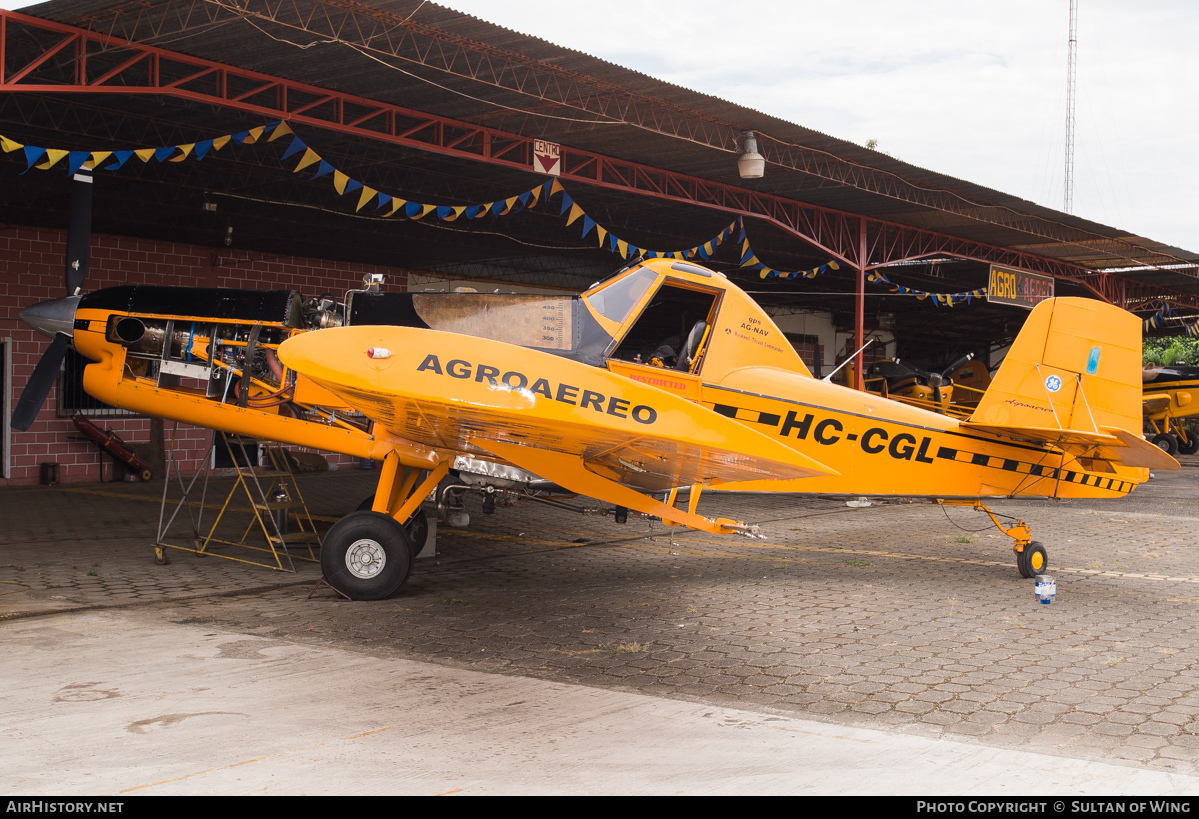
left=4, top=461, right=1199, bottom=794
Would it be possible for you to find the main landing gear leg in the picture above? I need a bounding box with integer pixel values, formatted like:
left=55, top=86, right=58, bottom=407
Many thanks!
left=939, top=500, right=1047, bottom=579
left=323, top=454, right=449, bottom=600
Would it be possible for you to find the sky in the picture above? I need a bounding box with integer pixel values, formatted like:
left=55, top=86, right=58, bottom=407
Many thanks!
left=3, top=0, right=1195, bottom=254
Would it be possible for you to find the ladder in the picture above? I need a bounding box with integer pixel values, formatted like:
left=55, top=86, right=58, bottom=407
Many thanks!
left=194, top=435, right=322, bottom=571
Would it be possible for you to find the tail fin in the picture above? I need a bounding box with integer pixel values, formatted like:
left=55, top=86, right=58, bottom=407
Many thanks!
left=965, top=297, right=1175, bottom=469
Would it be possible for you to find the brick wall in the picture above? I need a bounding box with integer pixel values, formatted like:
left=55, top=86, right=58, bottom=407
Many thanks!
left=1, top=226, right=406, bottom=485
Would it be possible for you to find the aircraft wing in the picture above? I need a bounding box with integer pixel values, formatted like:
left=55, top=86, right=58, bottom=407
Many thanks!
left=959, top=422, right=1178, bottom=470
left=278, top=326, right=837, bottom=493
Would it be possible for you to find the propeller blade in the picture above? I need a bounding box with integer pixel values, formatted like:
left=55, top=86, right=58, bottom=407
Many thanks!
left=941, top=353, right=975, bottom=381
left=65, top=172, right=93, bottom=296
left=11, top=334, right=70, bottom=432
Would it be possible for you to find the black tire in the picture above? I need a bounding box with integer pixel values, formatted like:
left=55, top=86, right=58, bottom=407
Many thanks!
left=1178, top=433, right=1199, bottom=456
left=154, top=547, right=170, bottom=566
left=139, top=468, right=153, bottom=482
left=1017, top=541, right=1048, bottom=578
left=321, top=511, right=412, bottom=600
left=1152, top=433, right=1180, bottom=456
left=356, top=497, right=428, bottom=558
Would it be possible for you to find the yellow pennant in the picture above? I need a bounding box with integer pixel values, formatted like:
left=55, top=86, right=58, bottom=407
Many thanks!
left=565, top=203, right=585, bottom=226
left=596, top=225, right=607, bottom=247
left=387, top=198, right=407, bottom=217
left=293, top=148, right=321, bottom=173
left=169, top=143, right=194, bottom=162
left=672, top=251, right=684, bottom=260
left=243, top=126, right=265, bottom=144
left=0, top=136, right=23, bottom=153
left=759, top=268, right=772, bottom=279
left=742, top=255, right=759, bottom=268
left=268, top=121, right=294, bottom=142
left=212, top=135, right=232, bottom=151
left=135, top=148, right=156, bottom=163
left=616, top=239, right=629, bottom=259
left=828, top=260, right=840, bottom=270
left=703, top=242, right=714, bottom=256
left=89, top=151, right=112, bottom=169
left=415, top=204, right=436, bottom=220
left=503, top=196, right=519, bottom=215
left=549, top=178, right=564, bottom=197
left=35, top=149, right=68, bottom=170
left=356, top=187, right=378, bottom=212
left=333, top=170, right=351, bottom=195
left=447, top=206, right=467, bottom=221
left=527, top=185, right=541, bottom=207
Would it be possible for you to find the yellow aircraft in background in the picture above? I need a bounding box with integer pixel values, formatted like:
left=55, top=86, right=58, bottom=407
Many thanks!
left=14, top=257, right=1177, bottom=599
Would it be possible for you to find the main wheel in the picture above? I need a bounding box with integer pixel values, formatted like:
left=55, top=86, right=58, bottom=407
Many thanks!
left=321, top=511, right=412, bottom=600
left=356, top=497, right=428, bottom=558
left=1178, top=433, right=1199, bottom=456
left=1017, top=541, right=1048, bottom=578
left=1152, top=433, right=1180, bottom=456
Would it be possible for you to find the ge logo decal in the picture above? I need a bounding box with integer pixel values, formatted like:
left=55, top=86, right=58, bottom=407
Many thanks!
left=1044, top=375, right=1062, bottom=393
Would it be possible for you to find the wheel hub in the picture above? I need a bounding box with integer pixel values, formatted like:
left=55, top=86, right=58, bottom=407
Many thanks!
left=346, top=538, right=386, bottom=578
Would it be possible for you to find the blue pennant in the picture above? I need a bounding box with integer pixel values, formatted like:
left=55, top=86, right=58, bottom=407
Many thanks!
left=404, top=202, right=421, bottom=218
left=194, top=139, right=214, bottom=161
left=464, top=205, right=481, bottom=219
left=436, top=206, right=453, bottom=220
left=343, top=179, right=363, bottom=196
left=280, top=136, right=307, bottom=161
left=559, top=192, right=574, bottom=216
left=66, top=151, right=90, bottom=176
left=311, top=160, right=334, bottom=179
left=580, top=215, right=596, bottom=238
left=106, top=150, right=134, bottom=170
left=376, top=194, right=392, bottom=211
left=231, top=130, right=250, bottom=144
left=21, top=146, right=45, bottom=174
left=154, top=146, right=175, bottom=162
left=490, top=201, right=506, bottom=217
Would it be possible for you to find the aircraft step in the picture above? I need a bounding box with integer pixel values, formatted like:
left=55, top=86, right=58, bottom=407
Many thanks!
left=267, top=531, right=320, bottom=544
left=245, top=470, right=292, bottom=479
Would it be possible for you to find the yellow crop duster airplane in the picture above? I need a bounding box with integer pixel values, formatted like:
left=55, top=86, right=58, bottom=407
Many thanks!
left=13, top=257, right=1177, bottom=599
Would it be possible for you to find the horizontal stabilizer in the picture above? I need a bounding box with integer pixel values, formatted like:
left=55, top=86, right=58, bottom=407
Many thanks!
left=960, top=422, right=1178, bottom=471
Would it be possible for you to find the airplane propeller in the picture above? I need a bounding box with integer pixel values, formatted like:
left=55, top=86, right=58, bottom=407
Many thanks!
left=9, top=172, right=92, bottom=432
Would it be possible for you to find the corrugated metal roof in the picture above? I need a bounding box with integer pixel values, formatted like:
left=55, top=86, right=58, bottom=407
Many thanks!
left=10, top=0, right=1199, bottom=299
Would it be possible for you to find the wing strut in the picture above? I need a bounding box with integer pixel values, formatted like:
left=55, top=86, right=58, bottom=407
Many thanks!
left=473, top=439, right=751, bottom=535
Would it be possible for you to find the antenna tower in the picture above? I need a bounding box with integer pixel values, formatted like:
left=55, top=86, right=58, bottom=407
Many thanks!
left=1064, top=0, right=1078, bottom=214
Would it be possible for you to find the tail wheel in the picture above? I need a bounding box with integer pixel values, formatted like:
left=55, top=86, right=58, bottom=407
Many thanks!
left=1151, top=433, right=1180, bottom=456
left=139, top=468, right=153, bottom=482
left=321, top=511, right=412, bottom=600
left=1017, top=542, right=1048, bottom=578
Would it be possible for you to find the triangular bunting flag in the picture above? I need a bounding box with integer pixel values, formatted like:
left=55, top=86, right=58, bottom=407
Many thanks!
left=169, top=143, right=194, bottom=162
left=66, top=151, right=90, bottom=176
left=343, top=179, right=364, bottom=196
left=503, top=196, right=519, bottom=214
left=436, top=205, right=453, bottom=220
left=376, top=193, right=392, bottom=211
left=107, top=150, right=133, bottom=170
left=311, top=160, right=334, bottom=179
left=404, top=202, right=421, bottom=218
left=211, top=135, right=231, bottom=151
left=550, top=178, right=564, bottom=197
left=0, top=136, right=23, bottom=153
left=566, top=203, right=585, bottom=226
left=387, top=198, right=407, bottom=217
left=268, top=121, right=293, bottom=142
left=87, top=151, right=112, bottom=170
left=449, top=206, right=466, bottom=221
left=21, top=146, right=46, bottom=173
left=580, top=215, right=596, bottom=237
left=243, top=126, right=265, bottom=144
left=596, top=225, right=607, bottom=246
left=527, top=186, right=541, bottom=207
left=356, top=187, right=378, bottom=212
left=231, top=130, right=250, bottom=144
left=35, top=149, right=68, bottom=170
left=333, top=170, right=351, bottom=194
left=280, top=136, right=307, bottom=161
left=293, top=148, right=321, bottom=173
left=193, top=140, right=214, bottom=161
left=418, top=204, right=436, bottom=220
left=559, top=193, right=574, bottom=216
left=463, top=205, right=481, bottom=219
left=154, top=146, right=176, bottom=162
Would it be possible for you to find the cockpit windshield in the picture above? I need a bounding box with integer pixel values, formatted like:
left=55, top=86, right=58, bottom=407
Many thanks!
left=583, top=267, right=658, bottom=324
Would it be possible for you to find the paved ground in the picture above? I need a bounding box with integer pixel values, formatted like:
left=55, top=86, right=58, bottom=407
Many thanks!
left=4, top=459, right=1199, bottom=793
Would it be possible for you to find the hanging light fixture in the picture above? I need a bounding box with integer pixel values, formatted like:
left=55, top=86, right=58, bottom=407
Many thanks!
left=738, top=130, right=765, bottom=179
